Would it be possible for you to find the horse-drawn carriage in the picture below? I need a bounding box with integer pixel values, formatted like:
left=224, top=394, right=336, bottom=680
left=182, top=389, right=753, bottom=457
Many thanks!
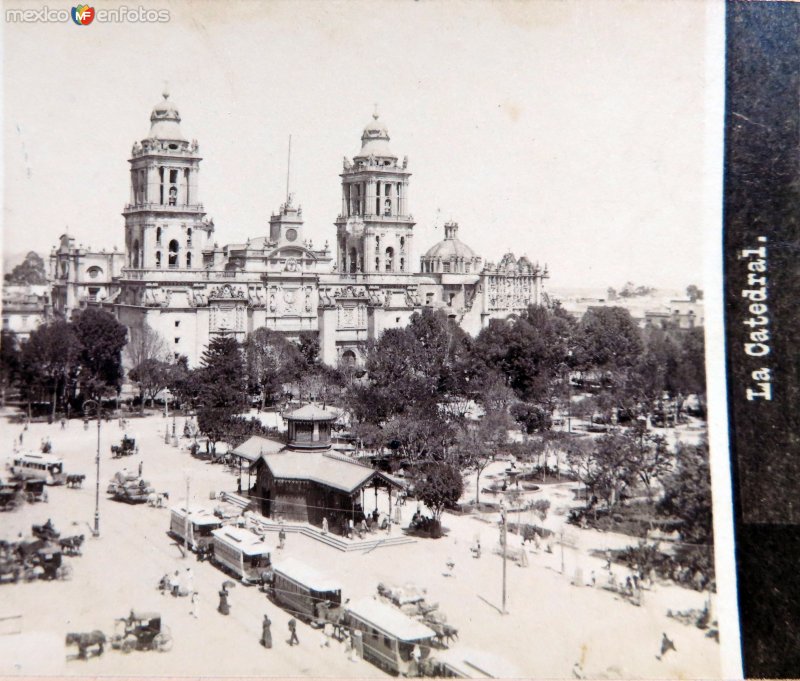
left=111, top=436, right=137, bottom=458
left=67, top=611, right=172, bottom=660
left=0, top=481, right=22, bottom=511
left=23, top=478, right=47, bottom=503
left=110, top=610, right=172, bottom=653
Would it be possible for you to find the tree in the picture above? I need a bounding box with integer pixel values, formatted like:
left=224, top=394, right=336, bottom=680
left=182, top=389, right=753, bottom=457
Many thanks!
left=456, top=408, right=509, bottom=504
left=585, top=432, right=638, bottom=509
left=19, top=321, right=81, bottom=418
left=470, top=305, right=574, bottom=404
left=627, top=431, right=671, bottom=502
left=296, top=331, right=321, bottom=370
left=125, top=322, right=170, bottom=413
left=384, top=411, right=456, bottom=464
left=575, top=307, right=643, bottom=376
left=245, top=328, right=303, bottom=408
left=686, top=285, right=704, bottom=302
left=658, top=441, right=712, bottom=544
left=4, top=251, right=47, bottom=285
left=165, top=356, right=202, bottom=411
left=0, top=331, right=20, bottom=407
left=72, top=308, right=128, bottom=400
left=196, top=337, right=247, bottom=454
left=411, top=462, right=464, bottom=537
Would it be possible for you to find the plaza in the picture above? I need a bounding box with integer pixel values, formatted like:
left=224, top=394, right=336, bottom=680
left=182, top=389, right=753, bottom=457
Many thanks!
left=0, top=410, right=719, bottom=678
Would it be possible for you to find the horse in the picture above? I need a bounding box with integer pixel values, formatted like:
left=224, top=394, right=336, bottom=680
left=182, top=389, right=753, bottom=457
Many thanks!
left=59, top=535, right=85, bottom=556
left=147, top=492, right=168, bottom=508
left=66, top=630, right=106, bottom=659
left=66, top=474, right=86, bottom=488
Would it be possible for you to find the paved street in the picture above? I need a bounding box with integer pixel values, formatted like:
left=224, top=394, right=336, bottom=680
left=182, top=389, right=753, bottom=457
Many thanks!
left=0, top=411, right=720, bottom=677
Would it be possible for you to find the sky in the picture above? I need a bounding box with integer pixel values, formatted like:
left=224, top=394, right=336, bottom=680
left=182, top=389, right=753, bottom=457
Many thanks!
left=3, top=0, right=721, bottom=290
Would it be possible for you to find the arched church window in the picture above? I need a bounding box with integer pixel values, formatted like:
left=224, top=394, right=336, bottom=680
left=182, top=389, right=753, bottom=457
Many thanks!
left=443, top=262, right=450, bottom=273
left=187, top=228, right=192, bottom=247
left=168, top=239, right=179, bottom=267
left=133, top=240, right=140, bottom=268
left=169, top=186, right=177, bottom=206
left=186, top=252, right=192, bottom=268
left=349, top=247, right=357, bottom=274
left=155, top=251, right=161, bottom=268
left=341, top=350, right=356, bottom=367
left=385, top=247, right=394, bottom=272
left=400, top=236, right=405, bottom=251
left=384, top=198, right=392, bottom=216
left=375, top=257, right=380, bottom=271
left=375, top=236, right=380, bottom=253
left=400, top=257, right=405, bottom=272
left=156, top=227, right=161, bottom=244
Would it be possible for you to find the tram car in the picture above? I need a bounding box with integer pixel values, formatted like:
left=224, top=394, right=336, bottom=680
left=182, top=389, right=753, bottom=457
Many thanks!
left=10, top=453, right=66, bottom=485
left=269, top=557, right=342, bottom=622
left=209, top=526, right=271, bottom=584
left=168, top=505, right=223, bottom=552
left=344, top=597, right=437, bottom=676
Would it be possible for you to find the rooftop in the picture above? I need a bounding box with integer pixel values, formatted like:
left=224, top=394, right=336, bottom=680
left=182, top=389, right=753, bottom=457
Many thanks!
left=346, top=597, right=436, bottom=641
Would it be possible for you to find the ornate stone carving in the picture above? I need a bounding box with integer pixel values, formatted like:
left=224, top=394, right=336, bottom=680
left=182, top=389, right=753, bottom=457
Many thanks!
left=208, top=284, right=245, bottom=300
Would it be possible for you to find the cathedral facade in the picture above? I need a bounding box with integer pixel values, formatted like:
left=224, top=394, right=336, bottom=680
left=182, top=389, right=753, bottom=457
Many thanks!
left=49, top=93, right=548, bottom=367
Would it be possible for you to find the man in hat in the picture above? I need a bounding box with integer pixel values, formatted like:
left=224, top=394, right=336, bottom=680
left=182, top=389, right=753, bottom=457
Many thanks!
left=288, top=618, right=299, bottom=646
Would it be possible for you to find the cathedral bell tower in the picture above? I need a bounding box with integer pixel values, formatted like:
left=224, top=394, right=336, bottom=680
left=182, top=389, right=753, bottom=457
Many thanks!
left=335, top=112, right=414, bottom=276
left=123, top=90, right=212, bottom=271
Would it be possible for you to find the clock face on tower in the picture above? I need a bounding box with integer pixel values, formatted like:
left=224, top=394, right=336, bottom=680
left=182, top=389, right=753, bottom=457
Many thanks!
left=285, top=228, right=298, bottom=242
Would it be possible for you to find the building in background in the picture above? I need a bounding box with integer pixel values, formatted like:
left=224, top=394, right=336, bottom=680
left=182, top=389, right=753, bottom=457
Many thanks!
left=42, top=93, right=546, bottom=366
left=1, top=285, right=50, bottom=340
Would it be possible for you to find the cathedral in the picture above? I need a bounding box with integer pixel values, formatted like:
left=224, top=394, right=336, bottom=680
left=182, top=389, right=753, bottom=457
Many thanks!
left=49, top=92, right=548, bottom=367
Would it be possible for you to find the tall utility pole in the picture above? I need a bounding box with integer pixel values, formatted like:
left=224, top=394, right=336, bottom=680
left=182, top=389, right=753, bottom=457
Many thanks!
left=83, top=399, right=102, bottom=537
left=184, top=474, right=191, bottom=558
left=164, top=390, right=170, bottom=445
left=500, top=500, right=507, bottom=614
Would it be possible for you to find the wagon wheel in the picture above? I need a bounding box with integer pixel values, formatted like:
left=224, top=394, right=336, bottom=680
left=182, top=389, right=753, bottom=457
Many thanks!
left=154, top=632, right=172, bottom=652
left=121, top=636, right=136, bottom=654
left=57, top=564, right=73, bottom=581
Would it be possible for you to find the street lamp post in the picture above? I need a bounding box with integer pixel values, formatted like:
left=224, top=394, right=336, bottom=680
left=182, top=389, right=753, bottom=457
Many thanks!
left=500, top=500, right=507, bottom=614
left=164, top=389, right=171, bottom=444
left=83, top=399, right=102, bottom=537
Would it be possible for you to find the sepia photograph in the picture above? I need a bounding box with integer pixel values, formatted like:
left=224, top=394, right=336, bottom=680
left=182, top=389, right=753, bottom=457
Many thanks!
left=1, top=1, right=740, bottom=678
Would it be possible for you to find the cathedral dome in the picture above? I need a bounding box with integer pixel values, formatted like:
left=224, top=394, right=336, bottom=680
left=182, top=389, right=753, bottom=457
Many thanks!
left=423, top=237, right=476, bottom=260
left=354, top=112, right=395, bottom=160
left=148, top=90, right=186, bottom=141
left=423, top=221, right=477, bottom=260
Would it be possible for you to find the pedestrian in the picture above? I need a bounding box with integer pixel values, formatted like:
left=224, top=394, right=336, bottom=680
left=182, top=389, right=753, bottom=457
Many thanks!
left=172, top=570, right=181, bottom=597
left=348, top=518, right=354, bottom=539
left=60, top=418, right=66, bottom=430
left=590, top=570, right=596, bottom=587
left=278, top=527, right=286, bottom=550
left=360, top=518, right=368, bottom=537
left=656, top=632, right=676, bottom=660
left=605, top=549, right=612, bottom=571
left=261, top=614, right=272, bottom=648
left=288, top=617, right=299, bottom=646
left=322, top=517, right=329, bottom=535
left=190, top=591, right=200, bottom=618
left=218, top=585, right=230, bottom=615
left=518, top=534, right=529, bottom=568
left=185, top=567, right=194, bottom=596
left=138, top=461, right=143, bottom=478
left=19, top=432, right=23, bottom=445
left=237, top=478, right=242, bottom=494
